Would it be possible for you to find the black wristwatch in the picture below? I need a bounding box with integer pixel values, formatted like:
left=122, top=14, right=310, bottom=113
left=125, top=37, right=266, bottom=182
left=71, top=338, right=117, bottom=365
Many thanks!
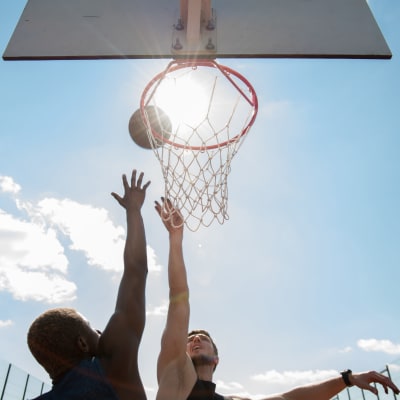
left=340, top=369, right=354, bottom=387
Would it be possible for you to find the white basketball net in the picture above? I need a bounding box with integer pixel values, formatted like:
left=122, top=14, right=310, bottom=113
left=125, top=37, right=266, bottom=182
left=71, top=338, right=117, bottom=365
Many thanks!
left=141, top=59, right=258, bottom=231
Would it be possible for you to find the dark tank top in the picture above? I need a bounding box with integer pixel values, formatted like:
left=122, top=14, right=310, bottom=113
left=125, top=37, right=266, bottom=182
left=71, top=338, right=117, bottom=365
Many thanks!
left=187, top=379, right=225, bottom=400
left=30, top=358, right=118, bottom=400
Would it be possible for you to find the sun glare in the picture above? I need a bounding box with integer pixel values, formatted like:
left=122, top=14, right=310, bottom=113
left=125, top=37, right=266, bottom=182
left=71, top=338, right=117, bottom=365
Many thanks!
left=153, top=74, right=210, bottom=129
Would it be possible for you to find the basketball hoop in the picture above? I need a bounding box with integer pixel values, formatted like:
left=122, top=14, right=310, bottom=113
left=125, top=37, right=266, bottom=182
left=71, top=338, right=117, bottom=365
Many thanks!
left=140, top=59, right=258, bottom=231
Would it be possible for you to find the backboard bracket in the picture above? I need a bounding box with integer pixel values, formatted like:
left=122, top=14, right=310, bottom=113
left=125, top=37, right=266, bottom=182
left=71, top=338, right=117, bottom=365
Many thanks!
left=172, top=0, right=217, bottom=58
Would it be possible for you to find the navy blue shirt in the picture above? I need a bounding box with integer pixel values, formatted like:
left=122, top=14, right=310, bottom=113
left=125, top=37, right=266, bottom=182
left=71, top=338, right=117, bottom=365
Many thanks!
left=31, top=358, right=119, bottom=400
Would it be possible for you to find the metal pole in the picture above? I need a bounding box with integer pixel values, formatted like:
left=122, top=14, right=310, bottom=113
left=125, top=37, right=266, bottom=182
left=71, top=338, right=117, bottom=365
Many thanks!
left=0, top=363, right=12, bottom=400
left=22, top=373, right=30, bottom=400
left=385, top=365, right=398, bottom=400
left=375, top=382, right=380, bottom=400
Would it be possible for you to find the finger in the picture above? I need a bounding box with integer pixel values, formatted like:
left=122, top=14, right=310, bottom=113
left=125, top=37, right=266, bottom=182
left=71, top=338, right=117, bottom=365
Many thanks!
left=137, top=171, right=144, bottom=188
left=142, top=179, right=151, bottom=190
left=122, top=174, right=129, bottom=191
left=130, top=169, right=137, bottom=187
left=375, top=375, right=391, bottom=394
left=164, top=198, right=174, bottom=212
left=383, top=384, right=389, bottom=394
left=367, top=385, right=378, bottom=396
left=164, top=203, right=173, bottom=216
left=111, top=192, right=122, bottom=204
left=392, top=383, right=400, bottom=394
left=154, top=201, right=162, bottom=216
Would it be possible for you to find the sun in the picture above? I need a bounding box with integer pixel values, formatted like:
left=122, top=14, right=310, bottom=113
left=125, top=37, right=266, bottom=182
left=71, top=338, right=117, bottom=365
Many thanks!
left=151, top=73, right=210, bottom=130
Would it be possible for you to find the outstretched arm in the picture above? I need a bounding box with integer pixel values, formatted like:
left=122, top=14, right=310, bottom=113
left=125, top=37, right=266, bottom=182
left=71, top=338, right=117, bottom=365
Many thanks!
left=155, top=199, right=197, bottom=400
left=100, top=169, right=150, bottom=400
left=230, top=370, right=399, bottom=400
left=111, top=170, right=150, bottom=332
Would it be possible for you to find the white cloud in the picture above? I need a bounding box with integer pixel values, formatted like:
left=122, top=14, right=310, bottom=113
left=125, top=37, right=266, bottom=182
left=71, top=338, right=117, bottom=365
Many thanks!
left=387, top=364, right=400, bottom=372
left=215, top=380, right=245, bottom=391
left=0, top=210, right=76, bottom=303
left=251, top=369, right=338, bottom=386
left=2, top=267, right=77, bottom=303
left=0, top=176, right=164, bottom=304
left=147, top=245, right=163, bottom=274
left=35, top=198, right=125, bottom=272
left=215, top=380, right=264, bottom=400
left=147, top=300, right=168, bottom=316
left=0, top=319, right=13, bottom=328
left=357, top=339, right=400, bottom=355
left=0, top=175, right=21, bottom=194
left=339, top=346, right=353, bottom=353
left=34, top=198, right=163, bottom=275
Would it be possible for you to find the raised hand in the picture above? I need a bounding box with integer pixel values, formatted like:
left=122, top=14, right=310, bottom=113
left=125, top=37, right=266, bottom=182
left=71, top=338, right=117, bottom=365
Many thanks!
left=154, top=197, right=184, bottom=235
left=111, top=169, right=151, bottom=210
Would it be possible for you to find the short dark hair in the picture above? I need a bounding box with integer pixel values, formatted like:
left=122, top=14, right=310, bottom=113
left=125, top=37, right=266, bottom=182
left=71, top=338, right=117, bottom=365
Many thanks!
left=27, top=308, right=90, bottom=380
left=188, top=329, right=218, bottom=356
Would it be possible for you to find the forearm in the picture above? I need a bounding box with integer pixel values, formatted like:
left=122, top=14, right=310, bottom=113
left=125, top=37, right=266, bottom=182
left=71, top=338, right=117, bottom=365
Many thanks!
left=156, top=230, right=189, bottom=377
left=168, top=233, right=188, bottom=298
left=124, top=207, right=148, bottom=274
left=115, top=207, right=147, bottom=317
left=279, top=377, right=345, bottom=400
left=258, top=370, right=399, bottom=400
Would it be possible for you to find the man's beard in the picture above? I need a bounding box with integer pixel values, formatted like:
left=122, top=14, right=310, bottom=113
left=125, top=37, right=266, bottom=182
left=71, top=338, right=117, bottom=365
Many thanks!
left=191, top=354, right=215, bottom=368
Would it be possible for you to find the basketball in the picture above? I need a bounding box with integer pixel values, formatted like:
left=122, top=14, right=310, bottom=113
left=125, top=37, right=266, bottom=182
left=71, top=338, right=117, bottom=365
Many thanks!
left=128, top=106, right=172, bottom=149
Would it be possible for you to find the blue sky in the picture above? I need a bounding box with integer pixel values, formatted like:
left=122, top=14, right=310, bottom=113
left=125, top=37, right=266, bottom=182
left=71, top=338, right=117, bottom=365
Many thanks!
left=1, top=1, right=399, bottom=399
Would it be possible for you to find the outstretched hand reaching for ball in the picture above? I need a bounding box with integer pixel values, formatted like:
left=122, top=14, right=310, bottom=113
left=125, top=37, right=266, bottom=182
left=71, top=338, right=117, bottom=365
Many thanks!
left=111, top=169, right=151, bottom=211
left=154, top=197, right=184, bottom=237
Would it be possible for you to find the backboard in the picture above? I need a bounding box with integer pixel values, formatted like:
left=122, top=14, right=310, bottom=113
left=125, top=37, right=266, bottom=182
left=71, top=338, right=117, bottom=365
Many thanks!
left=3, top=0, right=392, bottom=61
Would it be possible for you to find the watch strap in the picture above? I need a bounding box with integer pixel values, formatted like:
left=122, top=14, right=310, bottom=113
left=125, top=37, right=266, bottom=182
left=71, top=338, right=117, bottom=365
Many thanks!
left=340, top=369, right=353, bottom=387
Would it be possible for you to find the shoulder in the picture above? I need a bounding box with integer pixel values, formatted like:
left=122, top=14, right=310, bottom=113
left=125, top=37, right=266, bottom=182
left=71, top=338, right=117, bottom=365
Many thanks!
left=157, top=356, right=198, bottom=400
